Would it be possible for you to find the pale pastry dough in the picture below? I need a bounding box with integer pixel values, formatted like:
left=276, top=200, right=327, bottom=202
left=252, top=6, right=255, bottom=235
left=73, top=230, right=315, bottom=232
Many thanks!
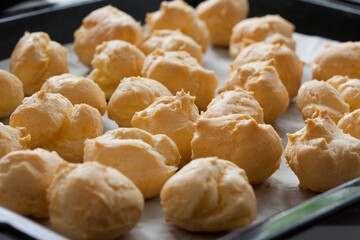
left=220, top=60, right=289, bottom=123
left=338, top=109, right=360, bottom=140
left=141, top=49, right=218, bottom=111
left=108, top=77, right=172, bottom=127
left=160, top=157, right=257, bottom=232
left=202, top=89, right=264, bottom=123
left=87, top=40, right=145, bottom=99
left=191, top=114, right=283, bottom=184
left=0, top=123, right=29, bottom=159
left=10, top=91, right=103, bottom=163
left=145, top=0, right=210, bottom=52
left=231, top=42, right=303, bottom=99
left=41, top=73, right=107, bottom=115
left=10, top=32, right=68, bottom=96
left=84, top=128, right=180, bottom=199
left=74, top=5, right=143, bottom=67
left=327, top=75, right=360, bottom=112
left=230, top=15, right=295, bottom=58
left=285, top=111, right=360, bottom=192
left=312, top=42, right=360, bottom=81
left=141, top=30, right=203, bottom=65
left=0, top=70, right=24, bottom=118
left=197, top=0, right=249, bottom=47
left=0, top=149, right=65, bottom=218
left=132, top=91, right=200, bottom=167
left=297, top=80, right=349, bottom=124
left=47, top=161, right=144, bottom=240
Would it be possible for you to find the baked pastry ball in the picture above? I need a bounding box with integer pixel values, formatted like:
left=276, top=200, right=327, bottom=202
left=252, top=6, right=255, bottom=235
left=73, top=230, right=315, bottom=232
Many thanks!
left=41, top=73, right=107, bottom=115
left=141, top=50, right=218, bottom=111
left=10, top=91, right=103, bottom=163
left=0, top=123, right=29, bottom=159
left=145, top=0, right=210, bottom=52
left=87, top=40, right=145, bottom=99
left=202, top=89, right=264, bottom=123
left=84, top=128, right=180, bottom=199
left=74, top=5, right=142, bottom=67
left=132, top=91, right=200, bottom=167
left=47, top=162, right=144, bottom=240
left=0, top=70, right=24, bottom=118
left=327, top=75, right=360, bottom=112
left=141, top=30, right=203, bottom=65
left=285, top=111, right=360, bottom=192
left=312, top=42, right=360, bottom=81
left=160, top=157, right=257, bottom=232
left=230, top=15, right=295, bottom=58
left=0, top=149, right=65, bottom=218
left=220, top=60, right=289, bottom=123
left=191, top=114, right=283, bottom=184
left=197, top=0, right=249, bottom=47
left=10, top=32, right=68, bottom=96
left=108, top=77, right=172, bottom=127
left=297, top=80, right=349, bottom=124
left=338, top=110, right=360, bottom=140
left=232, top=42, right=304, bottom=99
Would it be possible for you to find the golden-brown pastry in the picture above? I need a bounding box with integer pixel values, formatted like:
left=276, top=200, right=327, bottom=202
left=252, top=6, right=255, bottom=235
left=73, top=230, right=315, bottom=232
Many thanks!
left=145, top=0, right=210, bottom=52
left=160, top=157, right=257, bottom=232
left=338, top=109, right=360, bottom=139
left=0, top=123, right=29, bottom=159
left=10, top=32, right=68, bottom=96
left=312, top=42, right=360, bottom=81
left=285, top=111, right=360, bottom=192
left=231, top=42, right=303, bottom=99
left=191, top=114, right=283, bottom=184
left=0, top=70, right=24, bottom=118
left=47, top=161, right=144, bottom=240
left=141, top=50, right=218, bottom=110
left=230, top=15, right=295, bottom=58
left=41, top=73, right=107, bottom=115
left=132, top=91, right=200, bottom=167
left=220, top=60, right=289, bottom=123
left=297, top=80, right=349, bottom=124
left=84, top=128, right=180, bottom=199
left=87, top=40, right=145, bottom=99
left=202, top=89, right=264, bottom=123
left=327, top=75, right=360, bottom=112
left=0, top=149, right=65, bottom=218
left=10, top=91, right=103, bottom=163
left=74, top=5, right=143, bottom=67
left=108, top=77, right=172, bottom=127
left=197, top=0, right=249, bottom=47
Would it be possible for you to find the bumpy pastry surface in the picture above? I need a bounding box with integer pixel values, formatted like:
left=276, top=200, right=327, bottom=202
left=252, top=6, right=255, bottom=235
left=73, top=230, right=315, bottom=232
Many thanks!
left=220, top=60, right=289, bottom=123
left=141, top=30, right=203, bottom=65
left=145, top=0, right=210, bottom=52
left=202, top=89, right=264, bottom=123
left=230, top=15, right=295, bottom=58
left=297, top=80, right=349, bottom=124
left=87, top=40, right=145, bottom=99
left=285, top=111, right=360, bottom=192
left=327, top=75, right=360, bottom=112
left=141, top=50, right=218, bottom=110
left=197, top=0, right=249, bottom=47
left=10, top=91, right=103, bottom=163
left=10, top=32, right=68, bottom=96
left=0, top=70, right=24, bottom=118
left=84, top=128, right=180, bottom=199
left=74, top=5, right=142, bottom=67
left=41, top=73, right=107, bottom=115
left=160, top=157, right=257, bottom=232
left=108, top=77, right=172, bottom=127
left=0, top=123, right=29, bottom=159
left=132, top=91, right=199, bottom=167
left=231, top=42, right=303, bottom=99
left=0, top=149, right=65, bottom=218
left=312, top=42, right=360, bottom=81
left=338, top=109, right=360, bottom=140
left=191, top=114, right=283, bottom=184
left=47, top=161, right=144, bottom=240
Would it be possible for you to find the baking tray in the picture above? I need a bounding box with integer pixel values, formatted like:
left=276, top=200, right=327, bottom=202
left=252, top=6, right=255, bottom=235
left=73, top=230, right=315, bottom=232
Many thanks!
left=1, top=0, right=360, bottom=239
